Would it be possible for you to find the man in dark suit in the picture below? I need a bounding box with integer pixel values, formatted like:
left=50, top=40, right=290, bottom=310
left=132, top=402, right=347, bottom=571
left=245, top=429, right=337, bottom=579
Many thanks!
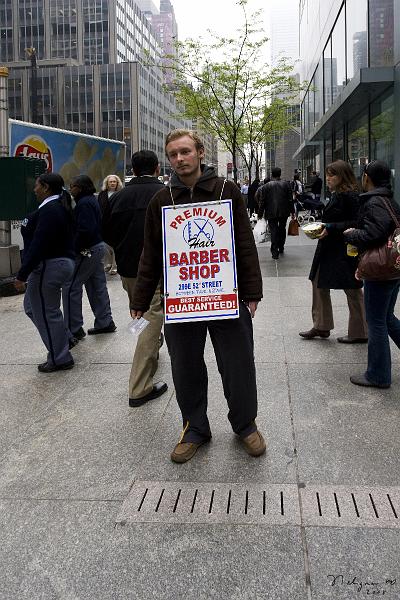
left=102, top=151, right=168, bottom=407
left=257, top=167, right=295, bottom=259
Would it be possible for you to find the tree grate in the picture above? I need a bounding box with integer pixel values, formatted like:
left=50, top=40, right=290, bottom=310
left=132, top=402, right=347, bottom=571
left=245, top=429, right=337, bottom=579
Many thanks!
left=116, top=482, right=400, bottom=528
left=300, top=486, right=400, bottom=528
left=116, top=481, right=300, bottom=525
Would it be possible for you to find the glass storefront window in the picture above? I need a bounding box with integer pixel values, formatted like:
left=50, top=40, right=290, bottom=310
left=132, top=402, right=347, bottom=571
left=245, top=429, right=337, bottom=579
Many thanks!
left=331, top=6, right=346, bottom=102
left=370, top=90, right=394, bottom=170
left=323, top=39, right=332, bottom=113
left=346, top=0, right=368, bottom=81
left=369, top=0, right=394, bottom=67
left=333, top=127, right=344, bottom=161
left=347, top=109, right=369, bottom=181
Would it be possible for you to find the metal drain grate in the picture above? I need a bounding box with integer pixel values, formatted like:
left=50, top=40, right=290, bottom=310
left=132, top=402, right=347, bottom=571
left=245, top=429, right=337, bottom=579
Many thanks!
left=300, top=486, right=400, bottom=528
left=117, top=482, right=400, bottom=528
left=116, top=481, right=300, bottom=525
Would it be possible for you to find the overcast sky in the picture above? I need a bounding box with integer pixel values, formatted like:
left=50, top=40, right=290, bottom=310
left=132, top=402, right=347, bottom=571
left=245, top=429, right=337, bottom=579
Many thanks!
left=172, top=0, right=269, bottom=45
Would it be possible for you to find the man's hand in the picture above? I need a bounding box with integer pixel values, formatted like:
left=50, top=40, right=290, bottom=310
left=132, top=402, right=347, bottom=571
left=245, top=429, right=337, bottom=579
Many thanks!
left=14, top=279, right=26, bottom=292
left=245, top=300, right=259, bottom=318
left=130, top=309, right=144, bottom=319
left=343, top=228, right=355, bottom=235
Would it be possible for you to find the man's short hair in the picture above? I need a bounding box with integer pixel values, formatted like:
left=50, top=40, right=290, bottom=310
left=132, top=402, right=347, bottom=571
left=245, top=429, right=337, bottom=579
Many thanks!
left=131, top=150, right=159, bottom=176
left=271, top=167, right=281, bottom=178
left=165, top=129, right=205, bottom=154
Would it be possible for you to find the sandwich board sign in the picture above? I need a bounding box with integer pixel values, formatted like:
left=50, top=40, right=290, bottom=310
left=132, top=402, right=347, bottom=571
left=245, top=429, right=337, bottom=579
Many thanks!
left=162, top=200, right=239, bottom=323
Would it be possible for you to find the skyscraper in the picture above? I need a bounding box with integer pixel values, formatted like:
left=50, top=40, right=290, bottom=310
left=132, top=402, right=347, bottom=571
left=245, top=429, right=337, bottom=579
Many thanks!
left=1, top=0, right=189, bottom=172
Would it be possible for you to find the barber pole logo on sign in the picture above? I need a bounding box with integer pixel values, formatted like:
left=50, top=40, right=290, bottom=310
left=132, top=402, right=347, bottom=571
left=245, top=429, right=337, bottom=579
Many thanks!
left=162, top=200, right=239, bottom=323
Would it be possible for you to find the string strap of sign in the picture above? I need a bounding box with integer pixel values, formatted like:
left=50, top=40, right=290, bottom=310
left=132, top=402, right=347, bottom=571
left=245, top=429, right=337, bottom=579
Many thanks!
left=168, top=178, right=228, bottom=208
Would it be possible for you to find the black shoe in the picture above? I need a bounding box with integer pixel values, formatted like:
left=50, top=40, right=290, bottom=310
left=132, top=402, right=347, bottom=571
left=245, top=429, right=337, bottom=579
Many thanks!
left=87, top=321, right=116, bottom=335
left=272, top=253, right=279, bottom=260
left=299, top=328, right=330, bottom=339
left=69, top=337, right=79, bottom=349
left=72, top=327, right=86, bottom=340
left=129, top=381, right=168, bottom=407
left=350, top=373, right=390, bottom=389
left=38, top=360, right=74, bottom=373
left=337, top=336, right=368, bottom=344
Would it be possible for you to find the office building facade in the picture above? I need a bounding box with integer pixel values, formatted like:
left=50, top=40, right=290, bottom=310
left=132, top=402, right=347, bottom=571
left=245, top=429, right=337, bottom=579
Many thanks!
left=1, top=0, right=189, bottom=173
left=265, top=0, right=301, bottom=181
left=296, top=0, right=398, bottom=191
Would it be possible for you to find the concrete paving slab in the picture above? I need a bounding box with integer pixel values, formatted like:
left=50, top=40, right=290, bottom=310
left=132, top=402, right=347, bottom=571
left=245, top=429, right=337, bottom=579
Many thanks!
left=0, top=364, right=174, bottom=500
left=306, top=527, right=400, bottom=599
left=288, top=363, right=400, bottom=486
left=0, top=499, right=129, bottom=600
left=0, top=364, right=79, bottom=458
left=135, top=364, right=297, bottom=484
left=121, top=523, right=308, bottom=600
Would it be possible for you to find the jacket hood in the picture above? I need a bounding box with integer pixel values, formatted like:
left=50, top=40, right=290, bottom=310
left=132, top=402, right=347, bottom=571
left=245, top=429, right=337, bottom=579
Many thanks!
left=170, top=165, right=217, bottom=189
left=359, top=186, right=393, bottom=204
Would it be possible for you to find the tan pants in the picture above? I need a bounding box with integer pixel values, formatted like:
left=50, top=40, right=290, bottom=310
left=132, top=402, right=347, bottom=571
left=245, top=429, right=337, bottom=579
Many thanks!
left=121, top=277, right=164, bottom=399
left=312, top=274, right=368, bottom=338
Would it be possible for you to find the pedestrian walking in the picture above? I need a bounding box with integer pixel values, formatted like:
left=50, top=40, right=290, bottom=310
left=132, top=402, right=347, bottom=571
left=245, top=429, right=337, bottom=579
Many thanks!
left=344, top=160, right=400, bottom=388
left=241, top=179, right=249, bottom=208
left=102, top=151, right=168, bottom=407
left=299, top=160, right=368, bottom=342
left=292, top=172, right=304, bottom=216
left=247, top=177, right=260, bottom=216
left=63, top=175, right=116, bottom=341
left=257, top=167, right=296, bottom=259
left=310, top=170, right=323, bottom=202
left=131, top=129, right=265, bottom=463
left=14, top=173, right=75, bottom=372
left=97, top=174, right=123, bottom=275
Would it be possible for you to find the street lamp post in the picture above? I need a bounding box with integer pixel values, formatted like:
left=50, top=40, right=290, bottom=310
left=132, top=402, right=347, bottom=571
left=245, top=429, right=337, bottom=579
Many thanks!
left=25, top=47, right=38, bottom=124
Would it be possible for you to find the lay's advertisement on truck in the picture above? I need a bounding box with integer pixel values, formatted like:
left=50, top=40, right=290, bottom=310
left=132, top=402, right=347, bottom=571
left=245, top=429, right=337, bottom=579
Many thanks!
left=9, top=120, right=125, bottom=192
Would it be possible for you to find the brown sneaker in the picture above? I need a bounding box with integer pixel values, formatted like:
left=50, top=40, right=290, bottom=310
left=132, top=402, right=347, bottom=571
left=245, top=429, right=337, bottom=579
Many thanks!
left=170, top=441, right=208, bottom=463
left=299, top=328, right=330, bottom=339
left=241, top=430, right=267, bottom=457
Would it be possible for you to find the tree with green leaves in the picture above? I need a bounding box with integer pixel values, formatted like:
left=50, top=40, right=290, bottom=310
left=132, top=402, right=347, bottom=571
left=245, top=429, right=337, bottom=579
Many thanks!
left=154, top=0, right=301, bottom=182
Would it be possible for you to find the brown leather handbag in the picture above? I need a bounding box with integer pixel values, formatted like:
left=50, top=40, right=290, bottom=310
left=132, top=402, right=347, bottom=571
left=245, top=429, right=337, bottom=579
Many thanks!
left=287, top=218, right=299, bottom=236
left=357, top=197, right=400, bottom=281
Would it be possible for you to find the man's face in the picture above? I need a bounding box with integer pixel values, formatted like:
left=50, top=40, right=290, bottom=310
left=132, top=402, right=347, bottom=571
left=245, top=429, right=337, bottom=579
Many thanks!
left=166, top=136, right=204, bottom=179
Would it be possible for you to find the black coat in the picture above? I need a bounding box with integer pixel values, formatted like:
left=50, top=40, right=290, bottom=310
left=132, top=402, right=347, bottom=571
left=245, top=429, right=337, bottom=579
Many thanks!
left=73, top=194, right=103, bottom=252
left=257, top=179, right=294, bottom=220
left=97, top=189, right=116, bottom=216
left=344, top=187, right=400, bottom=252
left=102, top=176, right=164, bottom=277
left=309, top=190, right=362, bottom=289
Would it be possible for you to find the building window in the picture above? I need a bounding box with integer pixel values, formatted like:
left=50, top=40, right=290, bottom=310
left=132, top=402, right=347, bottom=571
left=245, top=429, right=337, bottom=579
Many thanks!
left=323, top=38, right=332, bottom=113
left=370, top=90, right=394, bottom=171
left=331, top=5, right=346, bottom=102
left=369, top=0, right=394, bottom=67
left=347, top=109, right=369, bottom=180
left=346, top=0, right=368, bottom=82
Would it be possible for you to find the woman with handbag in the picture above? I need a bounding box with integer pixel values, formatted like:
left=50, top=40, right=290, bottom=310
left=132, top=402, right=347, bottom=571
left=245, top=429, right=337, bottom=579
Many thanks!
left=299, top=160, right=368, bottom=343
left=344, top=160, right=400, bottom=389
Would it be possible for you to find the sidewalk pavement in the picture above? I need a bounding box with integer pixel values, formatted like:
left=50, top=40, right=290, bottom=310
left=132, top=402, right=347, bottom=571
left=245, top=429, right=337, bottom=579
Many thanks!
left=1, top=232, right=400, bottom=599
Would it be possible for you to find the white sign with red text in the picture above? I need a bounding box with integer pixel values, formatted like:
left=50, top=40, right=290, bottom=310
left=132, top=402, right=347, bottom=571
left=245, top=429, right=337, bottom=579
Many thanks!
left=162, top=200, right=239, bottom=323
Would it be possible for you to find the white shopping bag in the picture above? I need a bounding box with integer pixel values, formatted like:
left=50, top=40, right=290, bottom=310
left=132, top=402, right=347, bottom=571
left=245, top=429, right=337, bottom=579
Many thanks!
left=253, top=217, right=267, bottom=243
